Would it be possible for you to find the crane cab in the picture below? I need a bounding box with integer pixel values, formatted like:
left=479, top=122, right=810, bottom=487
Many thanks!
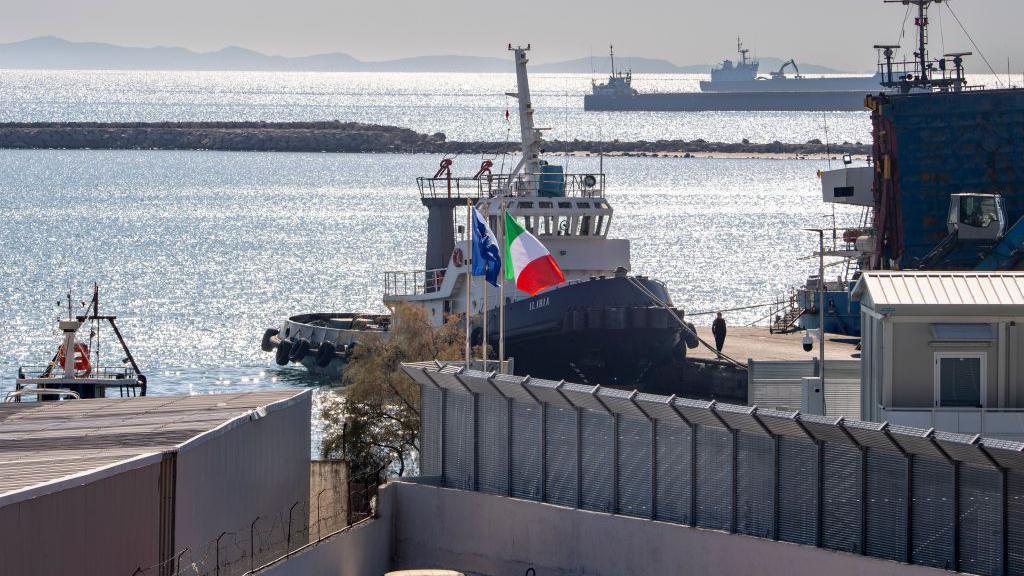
left=947, top=194, right=1006, bottom=241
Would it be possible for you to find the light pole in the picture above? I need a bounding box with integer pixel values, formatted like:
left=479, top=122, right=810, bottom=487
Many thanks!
left=805, top=228, right=826, bottom=410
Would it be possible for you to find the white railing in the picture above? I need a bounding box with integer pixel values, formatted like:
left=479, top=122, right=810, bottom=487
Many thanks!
left=416, top=172, right=605, bottom=200
left=384, top=269, right=447, bottom=297
left=880, top=405, right=1024, bottom=441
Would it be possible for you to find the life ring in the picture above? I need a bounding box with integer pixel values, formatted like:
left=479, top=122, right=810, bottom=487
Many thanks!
left=56, top=342, right=92, bottom=376
left=583, top=174, right=598, bottom=188
left=452, top=247, right=465, bottom=267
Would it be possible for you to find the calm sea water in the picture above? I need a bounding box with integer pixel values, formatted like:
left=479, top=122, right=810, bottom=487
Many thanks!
left=0, top=149, right=861, bottom=395
left=0, top=69, right=874, bottom=144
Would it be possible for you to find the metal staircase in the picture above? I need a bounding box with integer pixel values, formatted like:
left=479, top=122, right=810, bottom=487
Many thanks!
left=770, top=289, right=806, bottom=334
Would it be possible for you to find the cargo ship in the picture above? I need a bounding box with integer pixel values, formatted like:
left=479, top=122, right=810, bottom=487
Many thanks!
left=584, top=39, right=885, bottom=112
left=772, top=0, right=1024, bottom=337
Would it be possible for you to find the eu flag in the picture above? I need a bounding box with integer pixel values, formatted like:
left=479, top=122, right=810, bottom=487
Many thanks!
left=471, top=207, right=502, bottom=287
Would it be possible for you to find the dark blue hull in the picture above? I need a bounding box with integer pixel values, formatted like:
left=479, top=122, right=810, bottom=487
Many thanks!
left=480, top=276, right=683, bottom=388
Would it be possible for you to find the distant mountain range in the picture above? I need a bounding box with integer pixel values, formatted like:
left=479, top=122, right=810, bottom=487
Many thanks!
left=0, top=36, right=851, bottom=74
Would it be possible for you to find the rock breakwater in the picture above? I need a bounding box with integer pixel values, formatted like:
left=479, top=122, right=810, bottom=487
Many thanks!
left=0, top=121, right=870, bottom=156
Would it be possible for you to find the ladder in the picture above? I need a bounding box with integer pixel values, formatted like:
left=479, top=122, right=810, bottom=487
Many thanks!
left=770, top=288, right=806, bottom=334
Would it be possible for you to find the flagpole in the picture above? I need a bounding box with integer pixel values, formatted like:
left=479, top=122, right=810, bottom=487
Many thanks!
left=498, top=197, right=506, bottom=373
left=481, top=205, right=488, bottom=372
left=464, top=199, right=472, bottom=366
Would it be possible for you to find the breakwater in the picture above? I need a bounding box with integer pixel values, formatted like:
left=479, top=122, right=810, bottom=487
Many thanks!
left=0, top=121, right=870, bottom=156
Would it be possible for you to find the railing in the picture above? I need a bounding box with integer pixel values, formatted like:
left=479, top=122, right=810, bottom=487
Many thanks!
left=417, top=172, right=606, bottom=200
left=881, top=405, right=1024, bottom=441
left=130, top=464, right=384, bottom=576
left=383, top=269, right=446, bottom=297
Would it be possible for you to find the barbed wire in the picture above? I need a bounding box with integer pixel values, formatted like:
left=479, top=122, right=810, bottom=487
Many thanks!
left=131, top=467, right=384, bottom=576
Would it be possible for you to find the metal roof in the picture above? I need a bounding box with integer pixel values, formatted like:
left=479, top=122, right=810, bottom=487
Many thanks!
left=852, top=271, right=1024, bottom=308
left=0, top=390, right=306, bottom=502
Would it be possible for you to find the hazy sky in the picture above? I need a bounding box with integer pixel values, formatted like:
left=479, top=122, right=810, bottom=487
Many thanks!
left=4, top=0, right=1023, bottom=70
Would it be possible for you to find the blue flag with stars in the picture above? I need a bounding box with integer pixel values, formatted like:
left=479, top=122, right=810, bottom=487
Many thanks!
left=470, top=207, right=502, bottom=287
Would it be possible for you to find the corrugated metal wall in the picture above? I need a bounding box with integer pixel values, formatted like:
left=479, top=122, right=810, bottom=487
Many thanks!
left=0, top=461, right=163, bottom=576
left=174, top=393, right=312, bottom=568
left=748, top=359, right=861, bottom=420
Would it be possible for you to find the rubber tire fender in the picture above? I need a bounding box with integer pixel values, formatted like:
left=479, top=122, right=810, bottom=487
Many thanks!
left=289, top=338, right=311, bottom=362
left=684, top=322, right=699, bottom=349
left=316, top=341, right=337, bottom=368
left=275, top=340, right=292, bottom=366
left=261, top=328, right=279, bottom=352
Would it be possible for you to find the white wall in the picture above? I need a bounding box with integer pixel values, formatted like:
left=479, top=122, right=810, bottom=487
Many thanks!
left=390, top=481, right=951, bottom=576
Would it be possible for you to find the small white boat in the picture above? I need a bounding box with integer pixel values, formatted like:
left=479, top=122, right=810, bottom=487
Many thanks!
left=9, top=284, right=146, bottom=402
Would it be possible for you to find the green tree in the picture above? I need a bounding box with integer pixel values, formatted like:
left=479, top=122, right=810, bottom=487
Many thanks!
left=319, top=303, right=463, bottom=477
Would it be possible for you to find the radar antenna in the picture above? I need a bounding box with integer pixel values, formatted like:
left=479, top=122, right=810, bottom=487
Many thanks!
left=877, top=0, right=968, bottom=93
left=737, top=37, right=751, bottom=67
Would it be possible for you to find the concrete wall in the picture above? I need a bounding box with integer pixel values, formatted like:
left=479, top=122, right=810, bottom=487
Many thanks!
left=0, top=461, right=162, bottom=576
left=258, top=482, right=394, bottom=576
left=391, top=481, right=952, bottom=576
left=309, top=460, right=348, bottom=534
left=174, top=393, right=312, bottom=562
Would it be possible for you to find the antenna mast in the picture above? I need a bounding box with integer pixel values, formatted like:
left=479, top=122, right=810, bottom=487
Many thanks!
left=609, top=44, right=616, bottom=75
left=737, top=37, right=751, bottom=66
left=878, top=0, right=967, bottom=93
left=507, top=44, right=542, bottom=194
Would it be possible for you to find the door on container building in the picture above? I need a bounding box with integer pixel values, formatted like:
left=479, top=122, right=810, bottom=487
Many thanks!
left=933, top=352, right=986, bottom=408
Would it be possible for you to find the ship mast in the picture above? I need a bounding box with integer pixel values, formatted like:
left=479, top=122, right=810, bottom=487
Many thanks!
left=609, top=44, right=616, bottom=76
left=737, top=37, right=751, bottom=67
left=507, top=44, right=543, bottom=196
left=878, top=0, right=966, bottom=93
left=884, top=0, right=940, bottom=82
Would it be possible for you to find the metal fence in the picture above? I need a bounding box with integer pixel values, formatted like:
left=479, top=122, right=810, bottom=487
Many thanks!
left=130, top=465, right=382, bottom=576
left=404, top=361, right=1024, bottom=576
left=748, top=359, right=861, bottom=420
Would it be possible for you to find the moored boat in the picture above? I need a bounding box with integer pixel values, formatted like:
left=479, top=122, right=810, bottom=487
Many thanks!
left=261, top=313, right=390, bottom=378
left=383, top=45, right=695, bottom=388
left=9, top=284, right=146, bottom=402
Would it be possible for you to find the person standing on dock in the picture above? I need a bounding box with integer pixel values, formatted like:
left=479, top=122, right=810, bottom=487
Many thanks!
left=712, top=312, right=727, bottom=356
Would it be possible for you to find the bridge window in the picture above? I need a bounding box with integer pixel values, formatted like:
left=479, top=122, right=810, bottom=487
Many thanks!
left=577, top=202, right=591, bottom=209
left=539, top=201, right=553, bottom=208
left=579, top=215, right=592, bottom=236
left=540, top=216, right=554, bottom=236
left=596, top=214, right=606, bottom=236
left=558, top=202, right=572, bottom=209
left=556, top=216, right=571, bottom=236
left=519, top=201, right=534, bottom=209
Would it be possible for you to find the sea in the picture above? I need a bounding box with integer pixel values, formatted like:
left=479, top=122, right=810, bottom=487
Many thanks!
left=0, top=69, right=889, bottom=451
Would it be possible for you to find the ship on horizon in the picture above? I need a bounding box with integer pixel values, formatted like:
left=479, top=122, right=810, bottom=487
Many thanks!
left=584, top=38, right=887, bottom=112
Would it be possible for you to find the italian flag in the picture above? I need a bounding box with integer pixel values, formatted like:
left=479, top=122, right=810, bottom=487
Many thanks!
left=504, top=211, right=566, bottom=295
